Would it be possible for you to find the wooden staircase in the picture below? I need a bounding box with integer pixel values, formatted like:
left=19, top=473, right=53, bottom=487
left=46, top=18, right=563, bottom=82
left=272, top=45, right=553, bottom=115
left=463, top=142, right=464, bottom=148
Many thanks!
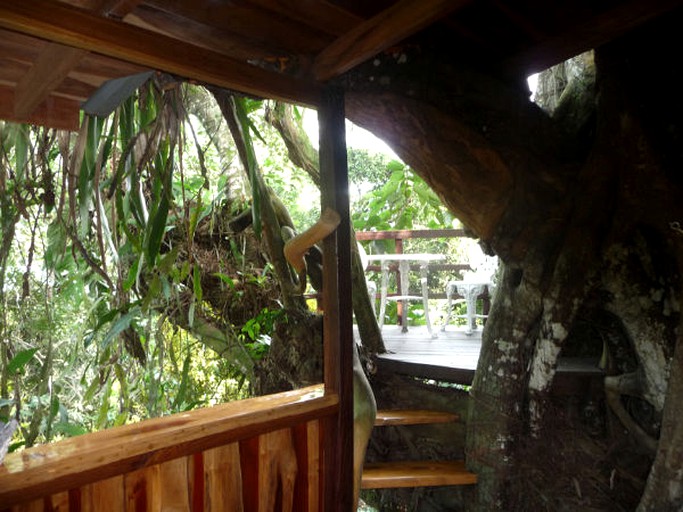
left=361, top=409, right=477, bottom=490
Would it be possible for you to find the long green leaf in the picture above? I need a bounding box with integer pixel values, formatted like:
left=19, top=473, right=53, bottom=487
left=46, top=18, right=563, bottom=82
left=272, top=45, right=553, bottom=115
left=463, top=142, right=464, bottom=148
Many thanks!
left=101, top=310, right=136, bottom=350
left=79, top=115, right=105, bottom=238
left=7, top=348, right=38, bottom=374
left=145, top=143, right=173, bottom=267
left=96, top=380, right=112, bottom=429
left=13, top=124, right=29, bottom=183
left=233, top=98, right=262, bottom=237
left=171, top=353, right=192, bottom=410
left=193, top=264, right=203, bottom=302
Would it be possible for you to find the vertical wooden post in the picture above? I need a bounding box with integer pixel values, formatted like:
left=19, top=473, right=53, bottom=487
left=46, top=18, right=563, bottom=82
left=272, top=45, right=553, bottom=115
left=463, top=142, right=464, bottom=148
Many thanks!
left=395, top=238, right=404, bottom=325
left=319, top=87, right=354, bottom=511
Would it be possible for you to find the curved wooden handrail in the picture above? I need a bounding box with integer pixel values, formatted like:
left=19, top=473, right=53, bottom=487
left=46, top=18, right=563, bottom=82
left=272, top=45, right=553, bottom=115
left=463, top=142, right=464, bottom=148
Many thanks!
left=0, top=384, right=337, bottom=506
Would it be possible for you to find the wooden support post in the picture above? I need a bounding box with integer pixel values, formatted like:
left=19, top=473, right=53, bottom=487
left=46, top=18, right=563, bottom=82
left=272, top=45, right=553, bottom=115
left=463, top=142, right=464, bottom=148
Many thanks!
left=319, top=87, right=354, bottom=511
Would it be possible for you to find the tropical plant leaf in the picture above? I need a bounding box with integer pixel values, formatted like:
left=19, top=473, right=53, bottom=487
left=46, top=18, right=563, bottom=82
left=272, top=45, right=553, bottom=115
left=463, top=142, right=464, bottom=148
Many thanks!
left=193, top=264, right=203, bottom=302
left=53, top=422, right=88, bottom=437
left=171, top=353, right=192, bottom=410
left=7, top=348, right=38, bottom=374
left=101, top=309, right=137, bottom=350
left=13, top=124, right=30, bottom=183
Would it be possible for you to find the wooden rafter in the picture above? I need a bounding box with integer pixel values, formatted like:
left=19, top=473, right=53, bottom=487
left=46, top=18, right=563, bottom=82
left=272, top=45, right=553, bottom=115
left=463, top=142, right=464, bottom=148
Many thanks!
left=13, top=43, right=87, bottom=119
left=313, top=0, right=471, bottom=81
left=0, top=84, right=80, bottom=130
left=96, top=0, right=144, bottom=19
left=0, top=0, right=321, bottom=106
left=8, top=0, right=144, bottom=125
left=124, top=5, right=276, bottom=61
left=246, top=0, right=364, bottom=37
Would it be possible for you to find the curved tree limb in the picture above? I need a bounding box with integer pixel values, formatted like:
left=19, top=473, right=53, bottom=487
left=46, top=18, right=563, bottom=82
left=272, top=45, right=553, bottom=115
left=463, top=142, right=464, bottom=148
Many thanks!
left=284, top=207, right=340, bottom=294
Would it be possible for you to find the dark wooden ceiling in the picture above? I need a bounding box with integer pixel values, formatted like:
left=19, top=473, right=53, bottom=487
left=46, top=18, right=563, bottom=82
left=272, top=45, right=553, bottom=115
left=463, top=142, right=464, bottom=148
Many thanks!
left=1, top=0, right=681, bottom=130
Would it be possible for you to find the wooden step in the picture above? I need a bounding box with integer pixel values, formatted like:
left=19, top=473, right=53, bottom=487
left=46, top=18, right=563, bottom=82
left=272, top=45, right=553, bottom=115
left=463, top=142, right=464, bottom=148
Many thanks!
left=362, top=460, right=477, bottom=489
left=374, top=409, right=459, bottom=427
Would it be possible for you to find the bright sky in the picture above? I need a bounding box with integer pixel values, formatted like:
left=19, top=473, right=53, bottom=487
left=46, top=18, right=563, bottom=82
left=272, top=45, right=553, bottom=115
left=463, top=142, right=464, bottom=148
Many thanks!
left=302, top=108, right=398, bottom=158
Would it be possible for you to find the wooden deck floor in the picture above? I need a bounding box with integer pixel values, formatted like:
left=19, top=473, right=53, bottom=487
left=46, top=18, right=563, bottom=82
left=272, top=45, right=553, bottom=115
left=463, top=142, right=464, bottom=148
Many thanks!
left=371, top=324, right=483, bottom=384
left=367, top=324, right=604, bottom=388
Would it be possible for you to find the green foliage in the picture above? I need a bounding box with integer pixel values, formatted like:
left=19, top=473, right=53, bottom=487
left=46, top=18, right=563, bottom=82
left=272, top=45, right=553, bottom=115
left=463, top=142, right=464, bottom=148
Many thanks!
left=0, top=83, right=277, bottom=450
left=0, top=77, right=460, bottom=453
left=353, top=159, right=451, bottom=234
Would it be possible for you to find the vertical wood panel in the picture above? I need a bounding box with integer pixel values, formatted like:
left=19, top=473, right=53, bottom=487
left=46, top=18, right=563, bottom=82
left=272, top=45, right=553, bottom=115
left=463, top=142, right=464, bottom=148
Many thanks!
left=191, top=452, right=204, bottom=512
left=203, top=444, right=244, bottom=512
left=125, top=467, right=151, bottom=512
left=307, top=420, right=321, bottom=512
left=292, top=422, right=309, bottom=512
left=258, top=429, right=297, bottom=512
left=239, top=437, right=259, bottom=512
left=81, top=475, right=124, bottom=511
left=46, top=491, right=69, bottom=511
left=319, top=86, right=354, bottom=511
left=9, top=500, right=43, bottom=512
left=156, top=457, right=191, bottom=511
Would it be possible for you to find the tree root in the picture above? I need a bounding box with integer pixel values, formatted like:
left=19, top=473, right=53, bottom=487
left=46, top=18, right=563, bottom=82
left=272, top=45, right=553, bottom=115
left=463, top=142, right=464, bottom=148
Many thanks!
left=604, top=372, right=658, bottom=454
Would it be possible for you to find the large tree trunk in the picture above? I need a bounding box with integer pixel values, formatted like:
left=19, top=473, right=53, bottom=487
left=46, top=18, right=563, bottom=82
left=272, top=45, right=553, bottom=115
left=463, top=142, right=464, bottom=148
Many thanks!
left=342, top=11, right=682, bottom=510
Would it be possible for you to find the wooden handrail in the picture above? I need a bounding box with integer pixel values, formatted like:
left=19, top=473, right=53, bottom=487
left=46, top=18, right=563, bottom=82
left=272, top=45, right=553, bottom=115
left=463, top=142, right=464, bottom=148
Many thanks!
left=0, top=384, right=337, bottom=506
left=355, top=228, right=467, bottom=241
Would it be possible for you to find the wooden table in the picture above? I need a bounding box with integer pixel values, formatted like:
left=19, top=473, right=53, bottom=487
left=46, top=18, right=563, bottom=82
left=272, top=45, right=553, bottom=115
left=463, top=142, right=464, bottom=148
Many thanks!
left=366, top=253, right=445, bottom=338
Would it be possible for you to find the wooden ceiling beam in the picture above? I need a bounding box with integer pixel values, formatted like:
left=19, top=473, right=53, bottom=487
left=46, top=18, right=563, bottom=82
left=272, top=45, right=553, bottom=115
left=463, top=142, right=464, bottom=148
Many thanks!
left=8, top=0, right=144, bottom=124
left=0, top=85, right=80, bottom=131
left=14, top=43, right=87, bottom=119
left=124, top=5, right=276, bottom=61
left=0, top=0, right=321, bottom=106
left=96, top=0, right=145, bottom=19
left=246, top=0, right=363, bottom=37
left=145, top=0, right=332, bottom=55
left=313, top=0, right=471, bottom=81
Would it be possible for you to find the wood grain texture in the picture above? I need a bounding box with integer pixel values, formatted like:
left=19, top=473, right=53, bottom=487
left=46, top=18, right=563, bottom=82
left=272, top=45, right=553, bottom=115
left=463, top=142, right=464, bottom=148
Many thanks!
left=258, top=429, right=297, bottom=512
left=319, top=86, right=355, bottom=512
left=362, top=460, right=477, bottom=488
left=314, top=0, right=470, bottom=81
left=13, top=43, right=87, bottom=118
left=203, top=444, right=243, bottom=512
left=0, top=0, right=321, bottom=106
left=0, top=85, right=80, bottom=131
left=374, top=409, right=460, bottom=426
left=81, top=475, right=124, bottom=512
left=0, top=385, right=336, bottom=507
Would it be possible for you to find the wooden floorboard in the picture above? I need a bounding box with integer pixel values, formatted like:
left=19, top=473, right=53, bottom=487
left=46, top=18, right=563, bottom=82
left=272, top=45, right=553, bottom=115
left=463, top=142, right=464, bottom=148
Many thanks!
left=365, top=324, right=603, bottom=386
left=368, top=325, right=481, bottom=384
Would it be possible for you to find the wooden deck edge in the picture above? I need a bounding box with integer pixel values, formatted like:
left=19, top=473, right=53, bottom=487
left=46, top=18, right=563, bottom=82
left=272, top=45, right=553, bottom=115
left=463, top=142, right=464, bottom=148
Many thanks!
left=375, top=356, right=476, bottom=385
left=375, top=355, right=604, bottom=387
left=374, top=409, right=459, bottom=426
left=362, top=460, right=477, bottom=489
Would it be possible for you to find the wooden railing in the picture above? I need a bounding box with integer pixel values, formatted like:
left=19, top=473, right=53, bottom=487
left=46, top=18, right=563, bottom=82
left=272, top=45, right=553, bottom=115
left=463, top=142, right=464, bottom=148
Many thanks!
left=0, top=385, right=337, bottom=511
left=356, top=229, right=473, bottom=291
left=356, top=229, right=479, bottom=325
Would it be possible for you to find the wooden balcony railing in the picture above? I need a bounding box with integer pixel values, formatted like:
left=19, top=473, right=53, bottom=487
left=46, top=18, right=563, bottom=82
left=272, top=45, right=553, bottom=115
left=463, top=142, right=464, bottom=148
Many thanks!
left=356, top=228, right=473, bottom=293
left=0, top=385, right=337, bottom=511
left=356, top=229, right=482, bottom=325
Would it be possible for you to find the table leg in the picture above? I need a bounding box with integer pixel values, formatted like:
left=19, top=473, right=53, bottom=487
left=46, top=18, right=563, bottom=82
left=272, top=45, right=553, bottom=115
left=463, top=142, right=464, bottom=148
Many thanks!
left=442, top=282, right=455, bottom=331
left=420, top=261, right=437, bottom=338
left=378, top=260, right=389, bottom=330
left=399, top=260, right=410, bottom=333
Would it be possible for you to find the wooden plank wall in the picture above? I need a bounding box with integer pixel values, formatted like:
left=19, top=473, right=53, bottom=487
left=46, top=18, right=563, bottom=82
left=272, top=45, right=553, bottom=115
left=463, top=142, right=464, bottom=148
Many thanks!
left=3, top=422, right=321, bottom=512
